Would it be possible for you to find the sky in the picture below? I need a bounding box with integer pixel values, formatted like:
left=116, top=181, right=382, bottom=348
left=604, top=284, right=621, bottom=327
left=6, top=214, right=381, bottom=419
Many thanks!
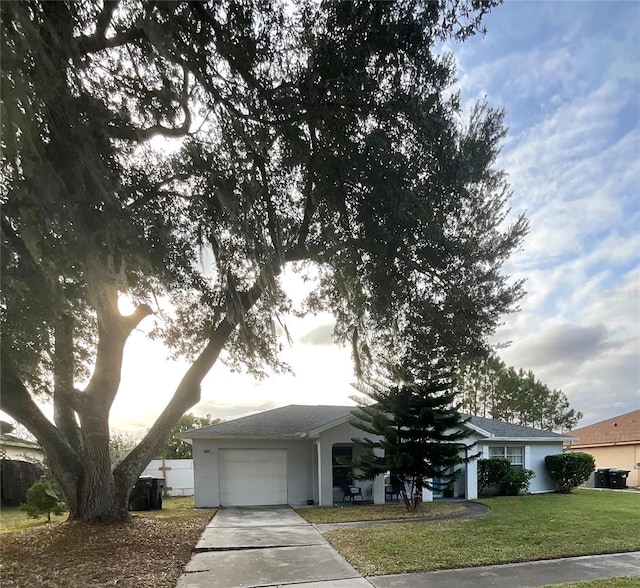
left=103, top=1, right=640, bottom=435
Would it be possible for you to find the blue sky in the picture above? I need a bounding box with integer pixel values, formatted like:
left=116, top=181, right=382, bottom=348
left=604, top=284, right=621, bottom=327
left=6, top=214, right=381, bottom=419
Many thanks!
left=451, top=1, right=640, bottom=424
left=107, top=1, right=639, bottom=434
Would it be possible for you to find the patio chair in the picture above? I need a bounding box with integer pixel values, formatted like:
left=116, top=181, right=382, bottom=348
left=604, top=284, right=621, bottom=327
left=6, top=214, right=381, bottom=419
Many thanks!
left=385, top=481, right=403, bottom=501
left=340, top=481, right=363, bottom=502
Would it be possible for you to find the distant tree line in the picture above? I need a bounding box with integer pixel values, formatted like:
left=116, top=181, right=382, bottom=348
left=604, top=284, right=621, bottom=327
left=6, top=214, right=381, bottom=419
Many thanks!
left=455, top=355, right=582, bottom=432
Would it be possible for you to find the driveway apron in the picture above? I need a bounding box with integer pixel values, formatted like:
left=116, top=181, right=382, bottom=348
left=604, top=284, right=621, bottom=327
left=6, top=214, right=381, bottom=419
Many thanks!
left=175, top=506, right=372, bottom=588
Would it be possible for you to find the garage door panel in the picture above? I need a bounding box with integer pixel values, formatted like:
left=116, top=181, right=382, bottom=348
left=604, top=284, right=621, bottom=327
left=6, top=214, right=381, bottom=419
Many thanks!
left=219, top=449, right=287, bottom=506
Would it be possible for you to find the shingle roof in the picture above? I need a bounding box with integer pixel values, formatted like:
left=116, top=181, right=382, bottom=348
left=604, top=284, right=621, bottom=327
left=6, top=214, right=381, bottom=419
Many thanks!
left=0, top=433, right=41, bottom=449
left=567, top=409, right=640, bottom=447
left=464, top=414, right=570, bottom=439
left=182, top=404, right=571, bottom=440
left=182, top=405, right=354, bottom=439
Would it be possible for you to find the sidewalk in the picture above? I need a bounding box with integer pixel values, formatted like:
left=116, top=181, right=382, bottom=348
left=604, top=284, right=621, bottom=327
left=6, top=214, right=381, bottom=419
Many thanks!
left=369, top=552, right=640, bottom=588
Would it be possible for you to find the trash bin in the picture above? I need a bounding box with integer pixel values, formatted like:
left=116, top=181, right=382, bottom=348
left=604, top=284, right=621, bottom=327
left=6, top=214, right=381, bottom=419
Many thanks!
left=129, top=477, right=153, bottom=511
left=149, top=478, right=164, bottom=510
left=594, top=468, right=611, bottom=489
left=609, top=469, right=630, bottom=490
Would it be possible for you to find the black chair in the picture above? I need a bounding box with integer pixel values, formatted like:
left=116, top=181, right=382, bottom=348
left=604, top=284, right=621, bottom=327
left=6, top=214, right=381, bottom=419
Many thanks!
left=339, top=480, right=363, bottom=502
left=385, top=475, right=403, bottom=501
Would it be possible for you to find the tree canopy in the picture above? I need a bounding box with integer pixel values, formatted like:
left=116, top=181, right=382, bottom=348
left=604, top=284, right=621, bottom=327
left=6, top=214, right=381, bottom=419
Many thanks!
left=455, top=355, right=582, bottom=431
left=0, top=0, right=526, bottom=521
left=157, top=413, right=220, bottom=460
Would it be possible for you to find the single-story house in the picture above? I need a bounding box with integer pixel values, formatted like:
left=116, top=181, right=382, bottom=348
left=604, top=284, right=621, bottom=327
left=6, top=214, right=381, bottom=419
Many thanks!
left=0, top=424, right=44, bottom=463
left=181, top=404, right=573, bottom=508
left=566, top=409, right=640, bottom=488
left=0, top=422, right=45, bottom=505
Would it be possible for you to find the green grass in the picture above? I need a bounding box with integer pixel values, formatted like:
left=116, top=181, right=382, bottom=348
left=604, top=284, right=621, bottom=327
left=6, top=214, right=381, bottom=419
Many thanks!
left=546, top=579, right=640, bottom=587
left=0, top=505, right=67, bottom=534
left=296, top=502, right=464, bottom=524
left=325, top=490, right=640, bottom=576
left=133, top=495, right=213, bottom=520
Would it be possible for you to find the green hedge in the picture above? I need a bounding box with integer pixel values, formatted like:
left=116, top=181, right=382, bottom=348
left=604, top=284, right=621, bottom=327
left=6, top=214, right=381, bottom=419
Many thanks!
left=545, top=452, right=595, bottom=493
left=478, top=458, right=511, bottom=494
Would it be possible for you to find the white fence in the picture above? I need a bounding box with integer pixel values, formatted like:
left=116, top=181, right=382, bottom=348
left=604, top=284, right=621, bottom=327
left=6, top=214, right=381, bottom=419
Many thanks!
left=141, top=459, right=194, bottom=497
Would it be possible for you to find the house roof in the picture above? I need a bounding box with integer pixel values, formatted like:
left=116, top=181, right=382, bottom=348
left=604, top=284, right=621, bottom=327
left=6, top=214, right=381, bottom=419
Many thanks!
left=181, top=404, right=572, bottom=442
left=182, top=405, right=355, bottom=439
left=567, top=409, right=640, bottom=448
left=464, top=414, right=571, bottom=440
left=0, top=433, right=41, bottom=450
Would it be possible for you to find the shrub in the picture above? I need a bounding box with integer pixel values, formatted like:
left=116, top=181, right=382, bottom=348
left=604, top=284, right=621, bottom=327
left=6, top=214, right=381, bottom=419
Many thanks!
left=478, top=458, right=511, bottom=494
left=20, top=479, right=68, bottom=522
left=500, top=468, right=535, bottom=495
left=545, top=452, right=596, bottom=493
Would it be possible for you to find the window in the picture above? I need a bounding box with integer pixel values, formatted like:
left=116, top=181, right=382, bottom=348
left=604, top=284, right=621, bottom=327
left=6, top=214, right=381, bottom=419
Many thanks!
left=332, top=445, right=353, bottom=489
left=489, top=446, right=524, bottom=469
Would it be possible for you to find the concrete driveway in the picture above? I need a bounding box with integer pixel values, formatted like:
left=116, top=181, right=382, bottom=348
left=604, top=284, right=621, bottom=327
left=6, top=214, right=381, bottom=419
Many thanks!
left=175, top=506, right=371, bottom=588
left=176, top=506, right=640, bottom=588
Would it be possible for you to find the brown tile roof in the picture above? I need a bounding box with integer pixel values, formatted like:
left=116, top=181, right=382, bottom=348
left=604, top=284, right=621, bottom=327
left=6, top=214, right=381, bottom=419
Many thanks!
left=567, top=409, right=640, bottom=447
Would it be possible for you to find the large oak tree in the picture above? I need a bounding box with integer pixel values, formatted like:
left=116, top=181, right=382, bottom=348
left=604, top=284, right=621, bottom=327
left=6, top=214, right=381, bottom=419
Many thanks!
left=1, top=0, right=527, bottom=521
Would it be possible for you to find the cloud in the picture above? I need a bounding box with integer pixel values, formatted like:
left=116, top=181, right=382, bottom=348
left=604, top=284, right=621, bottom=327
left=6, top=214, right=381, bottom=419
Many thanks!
left=195, top=400, right=278, bottom=421
left=562, top=344, right=640, bottom=425
left=300, top=323, right=335, bottom=346
left=501, top=324, right=611, bottom=370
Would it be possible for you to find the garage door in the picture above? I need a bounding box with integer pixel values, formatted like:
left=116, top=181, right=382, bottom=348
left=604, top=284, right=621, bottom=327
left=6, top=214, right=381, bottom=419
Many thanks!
left=219, top=449, right=287, bottom=506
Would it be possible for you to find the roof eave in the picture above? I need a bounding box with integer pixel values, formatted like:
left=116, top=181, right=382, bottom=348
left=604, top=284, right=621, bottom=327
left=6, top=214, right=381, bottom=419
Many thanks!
left=0, top=440, right=42, bottom=450
left=308, top=414, right=354, bottom=438
left=568, top=439, right=639, bottom=448
left=463, top=422, right=492, bottom=438
left=483, top=436, right=576, bottom=443
left=181, top=434, right=306, bottom=442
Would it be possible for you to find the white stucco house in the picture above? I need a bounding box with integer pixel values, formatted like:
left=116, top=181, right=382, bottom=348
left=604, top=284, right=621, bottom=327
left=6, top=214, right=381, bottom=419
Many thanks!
left=0, top=429, right=44, bottom=463
left=180, top=405, right=573, bottom=508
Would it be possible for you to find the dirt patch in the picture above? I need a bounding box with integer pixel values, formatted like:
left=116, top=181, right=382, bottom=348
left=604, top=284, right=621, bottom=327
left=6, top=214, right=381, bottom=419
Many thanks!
left=0, top=512, right=212, bottom=587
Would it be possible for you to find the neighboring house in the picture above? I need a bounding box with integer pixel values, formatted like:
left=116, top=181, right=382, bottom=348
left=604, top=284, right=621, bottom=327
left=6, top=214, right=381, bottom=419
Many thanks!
left=0, top=430, right=44, bottom=463
left=566, top=409, right=640, bottom=488
left=0, top=425, right=45, bottom=505
left=181, top=405, right=572, bottom=508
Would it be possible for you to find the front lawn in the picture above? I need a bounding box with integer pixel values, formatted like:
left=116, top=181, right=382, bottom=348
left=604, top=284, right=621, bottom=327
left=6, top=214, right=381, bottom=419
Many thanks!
left=325, top=490, right=640, bottom=576
left=297, top=502, right=464, bottom=524
left=0, top=496, right=214, bottom=588
left=0, top=505, right=67, bottom=534
left=546, top=579, right=640, bottom=587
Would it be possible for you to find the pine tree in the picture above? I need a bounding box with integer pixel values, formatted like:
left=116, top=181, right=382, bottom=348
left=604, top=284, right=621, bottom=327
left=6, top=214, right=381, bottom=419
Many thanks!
left=351, top=361, right=474, bottom=511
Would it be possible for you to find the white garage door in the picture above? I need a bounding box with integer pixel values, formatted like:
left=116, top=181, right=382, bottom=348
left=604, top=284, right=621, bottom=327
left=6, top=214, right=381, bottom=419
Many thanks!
left=219, top=449, right=287, bottom=506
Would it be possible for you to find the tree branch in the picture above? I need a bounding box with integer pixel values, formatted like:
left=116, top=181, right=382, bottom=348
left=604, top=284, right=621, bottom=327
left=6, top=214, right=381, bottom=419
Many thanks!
left=297, top=126, right=319, bottom=249
left=77, top=1, right=147, bottom=55
left=77, top=27, right=145, bottom=54
left=53, top=313, right=83, bottom=454
left=0, top=359, right=82, bottom=490
left=95, top=0, right=119, bottom=40
left=109, top=70, right=192, bottom=142
left=114, top=246, right=309, bottom=485
left=82, top=263, right=153, bottom=410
